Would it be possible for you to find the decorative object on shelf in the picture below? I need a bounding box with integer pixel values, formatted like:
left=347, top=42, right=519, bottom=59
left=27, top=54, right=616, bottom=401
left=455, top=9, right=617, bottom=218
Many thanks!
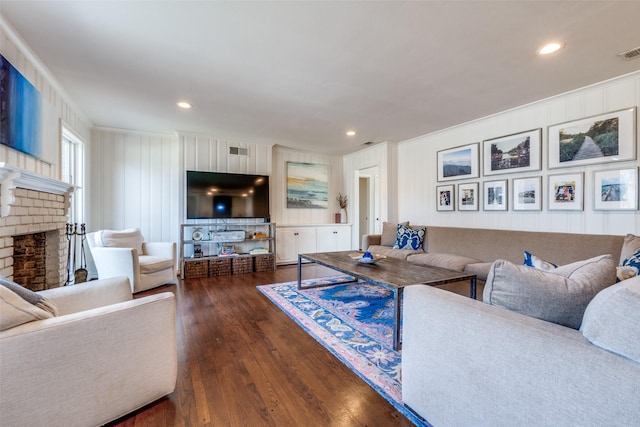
left=483, top=179, right=508, bottom=211
left=437, top=142, right=480, bottom=182
left=337, top=192, right=348, bottom=223
left=436, top=184, right=455, bottom=211
left=334, top=213, right=341, bottom=223
left=349, top=251, right=386, bottom=264
left=483, top=128, right=542, bottom=176
left=593, top=167, right=638, bottom=211
left=286, top=161, right=329, bottom=209
left=219, top=245, right=235, bottom=256
left=192, top=228, right=204, bottom=241
left=548, top=107, right=637, bottom=169
left=457, top=182, right=479, bottom=211
left=548, top=172, right=584, bottom=211
left=512, top=176, right=542, bottom=211
left=193, top=244, right=203, bottom=258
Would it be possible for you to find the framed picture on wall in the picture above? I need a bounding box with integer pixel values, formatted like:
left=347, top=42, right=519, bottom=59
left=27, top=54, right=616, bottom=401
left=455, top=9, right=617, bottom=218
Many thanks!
left=436, top=185, right=455, bottom=211
left=548, top=107, right=637, bottom=169
left=457, top=182, right=479, bottom=211
left=483, top=128, right=542, bottom=176
left=512, top=176, right=542, bottom=211
left=548, top=172, right=584, bottom=211
left=437, top=143, right=480, bottom=182
left=593, top=167, right=638, bottom=211
left=483, top=180, right=508, bottom=211
left=286, top=161, right=329, bottom=209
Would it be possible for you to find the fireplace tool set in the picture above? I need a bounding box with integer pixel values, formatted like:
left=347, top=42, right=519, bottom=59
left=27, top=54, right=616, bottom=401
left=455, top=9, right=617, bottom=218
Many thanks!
left=66, top=223, right=88, bottom=285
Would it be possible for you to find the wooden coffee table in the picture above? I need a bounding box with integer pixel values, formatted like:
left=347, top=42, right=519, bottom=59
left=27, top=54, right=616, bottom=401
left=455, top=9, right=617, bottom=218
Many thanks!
left=297, top=251, right=476, bottom=350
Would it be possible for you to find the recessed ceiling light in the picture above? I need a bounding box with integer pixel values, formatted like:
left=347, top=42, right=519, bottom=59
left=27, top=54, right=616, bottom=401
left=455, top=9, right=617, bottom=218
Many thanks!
left=177, top=101, right=192, bottom=109
left=538, top=42, right=564, bottom=55
left=346, top=130, right=356, bottom=136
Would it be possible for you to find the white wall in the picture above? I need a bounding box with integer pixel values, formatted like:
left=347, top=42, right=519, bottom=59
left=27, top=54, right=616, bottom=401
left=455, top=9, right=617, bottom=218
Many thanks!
left=272, top=146, right=344, bottom=226
left=0, top=19, right=92, bottom=179
left=397, top=71, right=640, bottom=236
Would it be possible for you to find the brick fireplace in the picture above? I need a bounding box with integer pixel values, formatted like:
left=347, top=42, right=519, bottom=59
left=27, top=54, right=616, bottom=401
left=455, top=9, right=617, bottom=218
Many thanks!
left=0, top=164, right=74, bottom=291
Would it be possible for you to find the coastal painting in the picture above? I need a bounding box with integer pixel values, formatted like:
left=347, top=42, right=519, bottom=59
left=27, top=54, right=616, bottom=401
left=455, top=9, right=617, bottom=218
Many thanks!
left=437, top=143, right=479, bottom=182
left=287, top=162, right=329, bottom=209
left=483, top=129, right=541, bottom=176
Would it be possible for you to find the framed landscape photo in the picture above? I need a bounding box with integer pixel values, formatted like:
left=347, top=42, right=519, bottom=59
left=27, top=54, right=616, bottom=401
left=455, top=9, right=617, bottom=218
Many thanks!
left=548, top=172, right=584, bottom=211
left=593, top=167, right=638, bottom=211
left=457, top=182, right=479, bottom=211
left=436, top=185, right=455, bottom=211
left=512, top=176, right=542, bottom=211
left=483, top=128, right=542, bottom=176
left=437, top=143, right=480, bottom=182
left=548, top=107, right=637, bottom=169
left=483, top=180, right=508, bottom=211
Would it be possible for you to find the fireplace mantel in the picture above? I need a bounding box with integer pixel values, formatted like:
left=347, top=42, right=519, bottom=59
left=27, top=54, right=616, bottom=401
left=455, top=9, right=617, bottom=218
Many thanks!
left=0, top=163, right=75, bottom=217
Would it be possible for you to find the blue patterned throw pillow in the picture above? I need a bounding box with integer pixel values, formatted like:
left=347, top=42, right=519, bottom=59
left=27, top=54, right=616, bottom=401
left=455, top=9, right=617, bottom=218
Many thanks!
left=622, top=248, right=640, bottom=276
left=393, top=225, right=425, bottom=250
left=523, top=251, right=558, bottom=271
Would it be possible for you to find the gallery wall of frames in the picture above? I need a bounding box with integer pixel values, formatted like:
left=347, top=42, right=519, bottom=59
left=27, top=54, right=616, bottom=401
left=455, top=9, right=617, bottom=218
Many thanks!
left=434, top=107, right=638, bottom=213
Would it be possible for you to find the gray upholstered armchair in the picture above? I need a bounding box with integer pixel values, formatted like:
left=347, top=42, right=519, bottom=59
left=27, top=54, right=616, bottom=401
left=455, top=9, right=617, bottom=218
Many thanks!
left=87, top=228, right=177, bottom=293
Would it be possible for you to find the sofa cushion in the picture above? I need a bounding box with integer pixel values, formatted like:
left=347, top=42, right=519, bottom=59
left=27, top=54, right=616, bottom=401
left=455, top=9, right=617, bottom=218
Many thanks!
left=580, top=275, right=640, bottom=363
left=0, top=276, right=58, bottom=316
left=139, top=256, right=175, bottom=274
left=483, top=255, right=616, bottom=329
left=463, top=262, right=493, bottom=282
left=408, top=253, right=482, bottom=272
left=366, top=245, right=422, bottom=260
left=0, top=285, right=54, bottom=330
left=381, top=221, right=409, bottom=246
left=98, top=228, right=144, bottom=254
left=393, top=225, right=425, bottom=250
left=523, top=251, right=557, bottom=271
left=621, top=247, right=640, bottom=273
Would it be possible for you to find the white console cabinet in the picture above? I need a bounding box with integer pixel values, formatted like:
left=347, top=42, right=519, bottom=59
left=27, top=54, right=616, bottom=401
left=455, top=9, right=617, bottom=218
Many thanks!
left=276, top=224, right=352, bottom=265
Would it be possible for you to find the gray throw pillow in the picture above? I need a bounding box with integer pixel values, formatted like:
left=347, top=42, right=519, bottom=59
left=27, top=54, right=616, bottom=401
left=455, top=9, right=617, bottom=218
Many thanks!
left=581, top=275, right=640, bottom=363
left=381, top=221, right=409, bottom=246
left=483, top=255, right=616, bottom=329
left=619, top=233, right=640, bottom=265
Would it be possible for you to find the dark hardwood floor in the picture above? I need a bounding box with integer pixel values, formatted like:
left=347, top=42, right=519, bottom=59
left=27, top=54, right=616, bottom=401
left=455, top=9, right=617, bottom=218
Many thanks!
left=107, top=265, right=416, bottom=427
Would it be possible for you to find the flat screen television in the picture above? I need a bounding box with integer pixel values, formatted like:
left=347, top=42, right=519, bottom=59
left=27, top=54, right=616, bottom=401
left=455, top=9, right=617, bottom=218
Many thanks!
left=186, top=171, right=270, bottom=219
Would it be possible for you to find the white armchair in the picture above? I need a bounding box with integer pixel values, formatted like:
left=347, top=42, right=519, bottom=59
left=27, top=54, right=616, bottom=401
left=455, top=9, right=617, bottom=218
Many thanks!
left=87, top=228, right=177, bottom=293
left=0, top=276, right=177, bottom=427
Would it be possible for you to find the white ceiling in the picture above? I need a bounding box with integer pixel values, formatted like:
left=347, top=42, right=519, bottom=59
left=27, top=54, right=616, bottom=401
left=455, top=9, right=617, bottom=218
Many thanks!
left=2, top=1, right=640, bottom=155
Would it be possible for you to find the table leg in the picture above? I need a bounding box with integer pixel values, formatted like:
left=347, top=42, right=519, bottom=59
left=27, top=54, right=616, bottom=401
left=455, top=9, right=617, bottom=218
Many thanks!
left=470, top=276, right=476, bottom=299
left=393, top=287, right=404, bottom=351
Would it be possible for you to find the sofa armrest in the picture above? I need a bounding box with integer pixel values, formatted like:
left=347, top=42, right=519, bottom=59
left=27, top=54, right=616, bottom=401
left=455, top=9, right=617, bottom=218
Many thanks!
left=90, top=246, right=139, bottom=285
left=38, top=276, right=132, bottom=316
left=402, top=285, right=640, bottom=427
left=143, top=241, right=177, bottom=260
left=0, top=292, right=177, bottom=427
left=361, top=234, right=381, bottom=250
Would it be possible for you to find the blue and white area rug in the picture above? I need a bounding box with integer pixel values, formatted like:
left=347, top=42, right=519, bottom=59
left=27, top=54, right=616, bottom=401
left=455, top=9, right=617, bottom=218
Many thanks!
left=258, top=276, right=426, bottom=426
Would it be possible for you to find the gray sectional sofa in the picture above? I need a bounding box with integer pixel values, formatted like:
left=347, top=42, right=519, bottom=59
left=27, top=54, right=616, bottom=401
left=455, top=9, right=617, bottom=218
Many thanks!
left=362, top=224, right=640, bottom=426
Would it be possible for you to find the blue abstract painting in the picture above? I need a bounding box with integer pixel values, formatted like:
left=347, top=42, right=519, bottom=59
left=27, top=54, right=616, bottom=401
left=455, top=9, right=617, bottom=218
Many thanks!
left=1, top=54, right=43, bottom=159
left=287, top=161, right=329, bottom=209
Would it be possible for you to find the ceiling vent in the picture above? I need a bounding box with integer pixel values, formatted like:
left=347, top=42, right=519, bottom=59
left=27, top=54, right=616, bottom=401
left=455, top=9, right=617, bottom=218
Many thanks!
left=618, top=46, right=640, bottom=60
left=229, top=146, right=248, bottom=156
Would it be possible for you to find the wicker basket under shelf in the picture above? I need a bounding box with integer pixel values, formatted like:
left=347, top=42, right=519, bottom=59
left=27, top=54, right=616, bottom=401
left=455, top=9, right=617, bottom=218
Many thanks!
left=232, top=256, right=254, bottom=274
left=254, top=254, right=275, bottom=272
left=209, top=257, right=232, bottom=276
left=184, top=259, right=209, bottom=279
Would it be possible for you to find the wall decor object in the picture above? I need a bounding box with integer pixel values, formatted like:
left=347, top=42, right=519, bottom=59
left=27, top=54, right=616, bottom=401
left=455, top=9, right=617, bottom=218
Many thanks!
left=548, top=107, right=636, bottom=169
left=437, top=143, right=480, bottom=181
left=512, top=176, right=542, bottom=211
left=436, top=184, right=455, bottom=211
left=483, top=128, right=542, bottom=176
left=483, top=179, right=508, bottom=211
left=593, top=167, right=638, bottom=211
left=286, top=161, right=329, bottom=209
left=457, top=182, right=479, bottom=211
left=548, top=172, right=584, bottom=211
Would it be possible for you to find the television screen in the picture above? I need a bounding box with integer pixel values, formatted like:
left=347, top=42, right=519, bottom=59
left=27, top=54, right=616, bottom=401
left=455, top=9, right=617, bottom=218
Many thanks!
left=186, top=171, right=270, bottom=219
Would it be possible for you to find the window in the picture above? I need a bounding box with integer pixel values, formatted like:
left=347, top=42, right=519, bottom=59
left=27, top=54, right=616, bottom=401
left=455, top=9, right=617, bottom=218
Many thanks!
left=61, top=126, right=85, bottom=224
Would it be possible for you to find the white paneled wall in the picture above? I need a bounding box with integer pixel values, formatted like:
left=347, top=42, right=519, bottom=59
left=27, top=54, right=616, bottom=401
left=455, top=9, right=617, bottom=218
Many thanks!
left=0, top=21, right=92, bottom=178
left=398, top=71, right=640, bottom=236
left=272, top=146, right=344, bottom=225
left=89, top=128, right=180, bottom=243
